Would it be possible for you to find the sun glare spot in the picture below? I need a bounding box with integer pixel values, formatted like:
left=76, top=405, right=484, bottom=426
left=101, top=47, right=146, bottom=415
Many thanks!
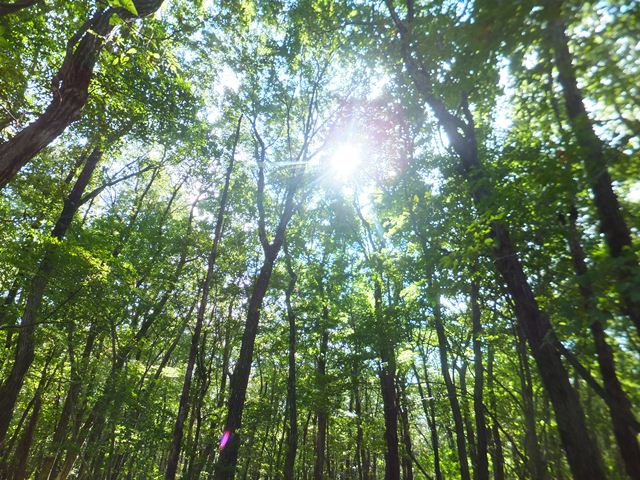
left=329, top=144, right=362, bottom=182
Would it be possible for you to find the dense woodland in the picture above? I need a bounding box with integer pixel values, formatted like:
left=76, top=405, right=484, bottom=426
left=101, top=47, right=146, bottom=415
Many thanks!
left=0, top=0, right=639, bottom=479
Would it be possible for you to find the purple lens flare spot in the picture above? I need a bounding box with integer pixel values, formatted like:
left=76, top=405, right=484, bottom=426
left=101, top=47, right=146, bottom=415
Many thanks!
left=219, top=430, right=231, bottom=450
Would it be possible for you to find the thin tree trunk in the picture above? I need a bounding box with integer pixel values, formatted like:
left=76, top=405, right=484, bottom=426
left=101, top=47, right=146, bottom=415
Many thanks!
left=384, top=5, right=606, bottom=478
left=283, top=250, right=298, bottom=480
left=10, top=352, right=56, bottom=480
left=55, top=198, right=197, bottom=478
left=313, top=319, right=329, bottom=480
left=412, top=361, right=442, bottom=480
left=354, top=360, right=366, bottom=480
left=39, top=323, right=97, bottom=480
left=165, top=116, right=240, bottom=480
left=486, top=347, right=505, bottom=480
left=397, top=379, right=414, bottom=480
left=457, top=360, right=476, bottom=475
left=374, top=281, right=400, bottom=480
left=471, top=280, right=489, bottom=480
left=0, top=147, right=102, bottom=447
left=515, top=324, right=547, bottom=480
left=547, top=5, right=640, bottom=334
left=431, top=282, right=470, bottom=480
left=214, top=143, right=302, bottom=477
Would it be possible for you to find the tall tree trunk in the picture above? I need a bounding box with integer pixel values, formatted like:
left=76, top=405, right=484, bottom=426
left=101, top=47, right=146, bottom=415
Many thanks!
left=9, top=352, right=55, bottom=480
left=397, top=379, right=414, bottom=480
left=431, top=281, right=470, bottom=480
left=384, top=5, right=606, bottom=478
left=470, top=280, right=489, bottom=480
left=39, top=323, right=98, bottom=480
left=564, top=206, right=640, bottom=479
left=412, top=360, right=442, bottom=480
left=0, top=147, right=102, bottom=447
left=55, top=198, right=196, bottom=479
left=214, top=148, right=301, bottom=478
left=547, top=4, right=640, bottom=334
left=191, top=311, right=235, bottom=480
left=313, top=315, right=329, bottom=480
left=283, top=251, right=298, bottom=480
left=486, top=346, right=505, bottom=480
left=374, top=281, right=400, bottom=480
left=515, top=325, right=547, bottom=480
left=457, top=360, right=477, bottom=475
left=214, top=250, right=281, bottom=479
left=354, top=359, right=366, bottom=480
left=165, top=116, right=240, bottom=480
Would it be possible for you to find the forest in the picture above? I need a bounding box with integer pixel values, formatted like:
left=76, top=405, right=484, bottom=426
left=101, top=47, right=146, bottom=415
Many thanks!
left=0, top=0, right=639, bottom=479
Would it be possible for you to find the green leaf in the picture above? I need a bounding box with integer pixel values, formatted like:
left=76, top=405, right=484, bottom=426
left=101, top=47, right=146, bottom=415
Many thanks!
left=108, top=0, right=138, bottom=16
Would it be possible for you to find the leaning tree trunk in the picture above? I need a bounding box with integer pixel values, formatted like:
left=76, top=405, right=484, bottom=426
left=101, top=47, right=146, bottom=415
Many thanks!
left=547, top=5, right=640, bottom=334
left=9, top=352, right=54, bottom=480
left=564, top=206, right=640, bottom=479
left=54, top=200, right=196, bottom=479
left=0, top=147, right=102, bottom=447
left=0, top=0, right=164, bottom=187
left=384, top=4, right=606, bottom=478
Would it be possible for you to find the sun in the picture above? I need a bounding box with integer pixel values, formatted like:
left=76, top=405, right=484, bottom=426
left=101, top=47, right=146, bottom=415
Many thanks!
left=329, top=144, right=362, bottom=181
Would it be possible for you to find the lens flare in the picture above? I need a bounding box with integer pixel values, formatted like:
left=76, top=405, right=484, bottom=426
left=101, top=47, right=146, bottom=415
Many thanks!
left=219, top=430, right=231, bottom=450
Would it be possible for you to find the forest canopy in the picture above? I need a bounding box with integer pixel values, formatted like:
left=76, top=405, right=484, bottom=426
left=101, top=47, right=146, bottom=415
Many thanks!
left=0, top=0, right=639, bottom=479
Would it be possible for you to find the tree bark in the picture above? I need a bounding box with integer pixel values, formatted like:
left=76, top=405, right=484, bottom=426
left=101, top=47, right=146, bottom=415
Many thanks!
left=384, top=4, right=606, bottom=478
left=0, top=11, right=113, bottom=187
left=0, top=147, right=102, bottom=447
left=547, top=5, right=640, bottom=334
left=0, top=1, right=165, bottom=187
